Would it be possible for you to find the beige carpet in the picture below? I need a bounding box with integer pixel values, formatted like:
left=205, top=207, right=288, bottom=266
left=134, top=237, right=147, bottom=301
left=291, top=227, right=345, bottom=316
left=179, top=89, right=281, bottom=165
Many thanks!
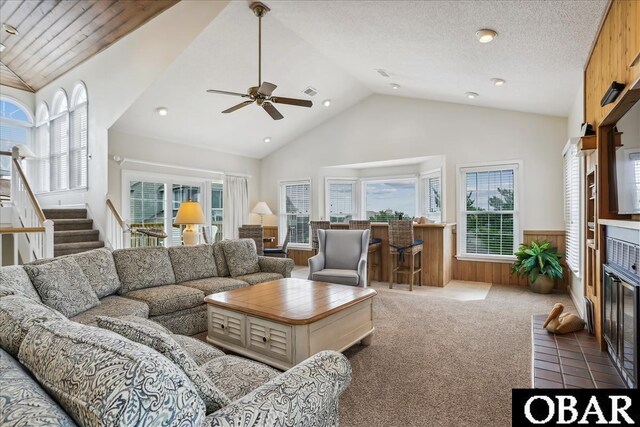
left=337, top=280, right=574, bottom=427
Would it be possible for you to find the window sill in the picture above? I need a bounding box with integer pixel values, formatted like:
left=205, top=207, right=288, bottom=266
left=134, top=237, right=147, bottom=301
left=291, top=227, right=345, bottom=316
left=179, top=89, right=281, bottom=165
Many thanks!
left=288, top=245, right=312, bottom=251
left=455, top=254, right=516, bottom=263
left=35, top=187, right=87, bottom=196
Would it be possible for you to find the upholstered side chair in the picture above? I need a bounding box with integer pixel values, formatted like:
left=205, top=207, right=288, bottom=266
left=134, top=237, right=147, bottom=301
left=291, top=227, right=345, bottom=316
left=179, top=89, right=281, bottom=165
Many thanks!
left=308, top=229, right=370, bottom=287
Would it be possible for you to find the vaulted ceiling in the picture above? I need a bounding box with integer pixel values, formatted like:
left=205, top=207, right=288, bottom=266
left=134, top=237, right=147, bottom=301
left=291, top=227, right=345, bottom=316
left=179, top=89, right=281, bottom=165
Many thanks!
left=0, top=0, right=178, bottom=92
left=112, top=0, right=608, bottom=159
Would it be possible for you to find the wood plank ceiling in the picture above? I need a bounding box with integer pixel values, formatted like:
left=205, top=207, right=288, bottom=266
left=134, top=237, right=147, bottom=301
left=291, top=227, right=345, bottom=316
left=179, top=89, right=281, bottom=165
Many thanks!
left=0, top=0, right=179, bottom=92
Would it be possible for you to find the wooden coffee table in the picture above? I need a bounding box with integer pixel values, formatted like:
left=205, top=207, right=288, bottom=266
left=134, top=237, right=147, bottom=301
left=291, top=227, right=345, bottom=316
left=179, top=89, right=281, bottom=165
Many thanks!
left=204, top=278, right=377, bottom=370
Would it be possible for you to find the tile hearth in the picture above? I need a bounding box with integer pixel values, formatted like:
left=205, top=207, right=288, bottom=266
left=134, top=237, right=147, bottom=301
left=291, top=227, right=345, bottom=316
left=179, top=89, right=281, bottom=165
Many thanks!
left=531, top=315, right=626, bottom=389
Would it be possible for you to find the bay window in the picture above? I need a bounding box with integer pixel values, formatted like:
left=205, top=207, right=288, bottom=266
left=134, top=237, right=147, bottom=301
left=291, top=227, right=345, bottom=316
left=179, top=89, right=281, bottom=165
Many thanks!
left=363, top=177, right=417, bottom=222
left=326, top=179, right=356, bottom=223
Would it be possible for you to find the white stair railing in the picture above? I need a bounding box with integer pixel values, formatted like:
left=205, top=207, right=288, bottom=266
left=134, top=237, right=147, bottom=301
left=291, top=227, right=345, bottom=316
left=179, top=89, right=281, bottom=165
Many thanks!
left=0, top=148, right=53, bottom=262
left=106, top=198, right=128, bottom=250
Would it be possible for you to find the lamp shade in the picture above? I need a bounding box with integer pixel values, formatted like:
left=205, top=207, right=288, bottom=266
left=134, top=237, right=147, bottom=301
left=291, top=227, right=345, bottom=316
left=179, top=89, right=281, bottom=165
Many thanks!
left=174, top=201, right=206, bottom=225
left=251, top=201, right=272, bottom=215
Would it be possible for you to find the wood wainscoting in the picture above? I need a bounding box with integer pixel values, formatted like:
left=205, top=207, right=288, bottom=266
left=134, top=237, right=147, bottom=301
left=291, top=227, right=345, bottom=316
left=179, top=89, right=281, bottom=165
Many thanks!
left=452, top=229, right=567, bottom=291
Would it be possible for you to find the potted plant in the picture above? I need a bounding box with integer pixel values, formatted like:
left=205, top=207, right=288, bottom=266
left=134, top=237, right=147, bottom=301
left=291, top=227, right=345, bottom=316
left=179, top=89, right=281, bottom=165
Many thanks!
left=511, top=240, right=564, bottom=294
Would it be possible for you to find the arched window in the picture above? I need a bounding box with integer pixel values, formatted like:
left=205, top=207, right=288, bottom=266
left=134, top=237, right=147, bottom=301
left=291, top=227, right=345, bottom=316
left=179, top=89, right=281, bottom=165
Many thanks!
left=34, top=102, right=50, bottom=192
left=69, top=82, right=88, bottom=189
left=50, top=89, right=69, bottom=191
left=0, top=97, right=33, bottom=179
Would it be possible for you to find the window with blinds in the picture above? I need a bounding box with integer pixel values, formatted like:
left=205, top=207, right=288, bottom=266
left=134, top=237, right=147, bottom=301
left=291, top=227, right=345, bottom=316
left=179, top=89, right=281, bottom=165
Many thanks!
left=280, top=180, right=311, bottom=246
left=327, top=180, right=355, bottom=223
left=459, top=163, right=519, bottom=258
left=422, top=172, right=441, bottom=222
left=563, top=143, right=580, bottom=275
left=69, top=102, right=88, bottom=189
left=50, top=113, right=69, bottom=191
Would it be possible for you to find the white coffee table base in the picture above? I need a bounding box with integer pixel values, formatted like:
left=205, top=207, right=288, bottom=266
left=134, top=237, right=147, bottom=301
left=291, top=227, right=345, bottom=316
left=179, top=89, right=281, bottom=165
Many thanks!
left=207, top=298, right=374, bottom=370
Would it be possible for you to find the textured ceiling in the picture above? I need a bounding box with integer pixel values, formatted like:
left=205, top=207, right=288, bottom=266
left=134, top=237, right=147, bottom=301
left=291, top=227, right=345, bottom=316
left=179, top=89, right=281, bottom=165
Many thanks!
left=112, top=0, right=608, bottom=158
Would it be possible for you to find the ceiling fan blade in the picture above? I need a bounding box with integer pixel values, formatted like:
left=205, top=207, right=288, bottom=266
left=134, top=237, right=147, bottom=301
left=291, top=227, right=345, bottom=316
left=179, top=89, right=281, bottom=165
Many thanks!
left=222, top=100, right=254, bottom=114
left=270, top=96, right=313, bottom=108
left=262, top=102, right=284, bottom=120
left=206, top=89, right=250, bottom=98
left=257, top=81, right=277, bottom=97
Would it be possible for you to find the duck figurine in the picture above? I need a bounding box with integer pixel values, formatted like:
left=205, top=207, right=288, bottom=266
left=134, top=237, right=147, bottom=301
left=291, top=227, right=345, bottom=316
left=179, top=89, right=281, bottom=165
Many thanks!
left=543, top=303, right=585, bottom=334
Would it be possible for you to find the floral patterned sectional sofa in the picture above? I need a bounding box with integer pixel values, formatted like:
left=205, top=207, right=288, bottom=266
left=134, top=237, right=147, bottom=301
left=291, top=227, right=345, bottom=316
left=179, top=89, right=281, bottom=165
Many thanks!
left=0, top=240, right=352, bottom=426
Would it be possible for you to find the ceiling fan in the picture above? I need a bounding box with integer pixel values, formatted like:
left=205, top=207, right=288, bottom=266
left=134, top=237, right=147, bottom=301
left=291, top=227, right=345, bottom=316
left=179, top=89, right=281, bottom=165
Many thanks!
left=206, top=2, right=312, bottom=120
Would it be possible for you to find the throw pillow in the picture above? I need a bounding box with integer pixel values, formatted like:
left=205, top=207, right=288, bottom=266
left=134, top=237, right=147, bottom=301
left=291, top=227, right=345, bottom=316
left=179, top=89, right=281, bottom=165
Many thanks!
left=212, top=242, right=230, bottom=277
left=0, top=294, right=67, bottom=357
left=24, top=258, right=100, bottom=318
left=221, top=239, right=260, bottom=277
left=18, top=320, right=205, bottom=426
left=96, top=316, right=230, bottom=414
left=112, top=247, right=176, bottom=294
left=0, top=265, right=42, bottom=302
left=168, top=245, right=217, bottom=283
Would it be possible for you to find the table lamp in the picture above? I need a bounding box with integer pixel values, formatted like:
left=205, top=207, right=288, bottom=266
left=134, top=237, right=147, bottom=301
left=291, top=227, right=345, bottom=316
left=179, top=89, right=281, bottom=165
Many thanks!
left=174, top=200, right=206, bottom=246
left=251, top=201, right=272, bottom=225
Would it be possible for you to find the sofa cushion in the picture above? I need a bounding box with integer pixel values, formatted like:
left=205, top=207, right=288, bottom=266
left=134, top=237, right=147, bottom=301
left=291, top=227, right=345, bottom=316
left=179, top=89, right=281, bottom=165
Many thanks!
left=123, top=285, right=204, bottom=317
left=212, top=242, right=230, bottom=277
left=113, top=314, right=172, bottom=333
left=169, top=244, right=217, bottom=283
left=24, top=258, right=100, bottom=318
left=311, top=269, right=360, bottom=286
left=1, top=348, right=78, bottom=427
left=70, top=296, right=149, bottom=326
left=234, top=272, right=283, bottom=285
left=0, top=295, right=67, bottom=357
left=71, top=248, right=121, bottom=298
left=181, top=276, right=248, bottom=295
left=151, top=305, right=207, bottom=336
left=0, top=265, right=42, bottom=302
left=113, top=247, right=176, bottom=293
left=19, top=320, right=205, bottom=427
left=172, top=334, right=225, bottom=366
left=200, top=355, right=280, bottom=402
left=222, top=239, right=260, bottom=277
left=96, top=316, right=229, bottom=414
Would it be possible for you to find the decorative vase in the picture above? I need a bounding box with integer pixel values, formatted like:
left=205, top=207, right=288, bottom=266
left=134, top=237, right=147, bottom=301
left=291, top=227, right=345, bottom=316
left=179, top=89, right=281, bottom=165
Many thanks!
left=530, top=275, right=554, bottom=294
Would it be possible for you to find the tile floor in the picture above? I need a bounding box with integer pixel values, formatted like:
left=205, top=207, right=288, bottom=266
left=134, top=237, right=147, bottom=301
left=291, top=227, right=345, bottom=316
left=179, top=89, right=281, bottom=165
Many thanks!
left=532, top=314, right=626, bottom=389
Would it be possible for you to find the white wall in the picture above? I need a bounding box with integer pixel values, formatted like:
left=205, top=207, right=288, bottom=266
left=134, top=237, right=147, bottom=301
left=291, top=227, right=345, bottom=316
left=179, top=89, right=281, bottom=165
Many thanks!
left=261, top=94, right=568, bottom=231
left=32, top=1, right=228, bottom=230
left=566, top=78, right=585, bottom=316
left=108, top=130, right=261, bottom=221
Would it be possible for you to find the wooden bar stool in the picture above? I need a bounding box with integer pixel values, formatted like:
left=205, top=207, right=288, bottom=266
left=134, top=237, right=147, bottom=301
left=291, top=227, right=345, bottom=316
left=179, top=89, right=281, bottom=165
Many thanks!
left=349, top=220, right=382, bottom=286
left=310, top=220, right=331, bottom=254
left=388, top=220, right=423, bottom=291
left=239, top=224, right=264, bottom=255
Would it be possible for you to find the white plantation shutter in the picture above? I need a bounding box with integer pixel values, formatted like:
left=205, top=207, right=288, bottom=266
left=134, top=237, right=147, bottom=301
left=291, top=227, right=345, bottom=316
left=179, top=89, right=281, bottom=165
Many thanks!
left=69, top=102, right=88, bottom=188
left=563, top=143, right=580, bottom=274
left=281, top=180, right=311, bottom=245
left=632, top=152, right=640, bottom=211
left=35, top=123, right=50, bottom=192
left=50, top=114, right=69, bottom=191
left=327, top=180, right=355, bottom=223
left=422, top=173, right=441, bottom=222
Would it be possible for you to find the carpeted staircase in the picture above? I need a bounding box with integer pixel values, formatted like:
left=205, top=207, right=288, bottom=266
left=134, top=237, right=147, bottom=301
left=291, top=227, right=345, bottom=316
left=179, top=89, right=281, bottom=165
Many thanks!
left=43, top=208, right=105, bottom=257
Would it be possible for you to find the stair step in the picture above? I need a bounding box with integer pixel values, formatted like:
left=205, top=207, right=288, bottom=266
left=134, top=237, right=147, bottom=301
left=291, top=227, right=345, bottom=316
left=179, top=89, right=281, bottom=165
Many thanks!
left=51, top=218, right=93, bottom=231
left=54, top=229, right=100, bottom=244
left=43, top=208, right=87, bottom=220
left=54, top=241, right=105, bottom=257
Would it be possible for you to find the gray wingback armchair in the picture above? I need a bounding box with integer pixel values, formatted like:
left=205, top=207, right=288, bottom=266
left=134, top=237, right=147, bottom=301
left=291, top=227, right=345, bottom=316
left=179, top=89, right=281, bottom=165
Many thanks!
left=308, top=229, right=370, bottom=287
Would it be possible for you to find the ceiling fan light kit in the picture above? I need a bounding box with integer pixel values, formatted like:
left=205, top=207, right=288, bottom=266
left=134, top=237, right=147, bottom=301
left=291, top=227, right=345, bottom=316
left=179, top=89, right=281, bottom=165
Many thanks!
left=206, top=2, right=312, bottom=120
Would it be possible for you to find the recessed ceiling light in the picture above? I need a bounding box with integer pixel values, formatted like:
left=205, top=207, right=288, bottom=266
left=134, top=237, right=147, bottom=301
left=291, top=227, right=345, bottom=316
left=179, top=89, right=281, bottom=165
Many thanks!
left=2, top=24, right=18, bottom=36
left=491, top=78, right=506, bottom=86
left=0, top=43, right=5, bottom=52
left=322, top=99, right=331, bottom=107
left=156, top=107, right=168, bottom=116
left=465, top=92, right=479, bottom=99
left=263, top=137, right=272, bottom=143
left=390, top=83, right=400, bottom=90
left=476, top=29, right=497, bottom=43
